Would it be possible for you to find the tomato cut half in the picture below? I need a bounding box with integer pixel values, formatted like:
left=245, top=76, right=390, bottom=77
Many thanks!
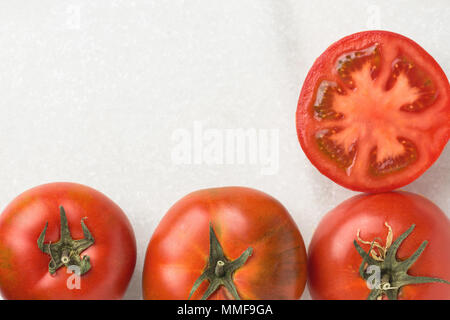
left=296, top=31, right=450, bottom=192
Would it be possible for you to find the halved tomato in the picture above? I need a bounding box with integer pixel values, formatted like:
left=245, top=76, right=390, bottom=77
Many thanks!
left=296, top=31, right=450, bottom=192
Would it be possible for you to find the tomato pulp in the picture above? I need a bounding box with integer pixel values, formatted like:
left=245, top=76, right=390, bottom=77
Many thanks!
left=296, top=31, right=450, bottom=192
left=142, top=187, right=307, bottom=300
left=308, top=191, right=450, bottom=300
left=0, top=182, right=136, bottom=300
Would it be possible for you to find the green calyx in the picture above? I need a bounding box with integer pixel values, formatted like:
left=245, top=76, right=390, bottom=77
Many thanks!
left=37, top=206, right=95, bottom=276
left=188, top=223, right=253, bottom=300
left=354, top=223, right=450, bottom=300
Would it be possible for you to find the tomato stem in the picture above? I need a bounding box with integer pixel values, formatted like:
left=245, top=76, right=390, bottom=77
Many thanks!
left=188, top=223, right=253, bottom=300
left=37, top=206, right=95, bottom=276
left=61, top=248, right=70, bottom=264
left=215, top=260, right=225, bottom=277
left=354, top=223, right=450, bottom=300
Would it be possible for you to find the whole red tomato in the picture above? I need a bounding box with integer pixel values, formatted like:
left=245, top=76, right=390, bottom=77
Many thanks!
left=296, top=31, right=450, bottom=192
left=308, top=191, right=450, bottom=300
left=0, top=182, right=136, bottom=300
left=142, top=187, right=307, bottom=300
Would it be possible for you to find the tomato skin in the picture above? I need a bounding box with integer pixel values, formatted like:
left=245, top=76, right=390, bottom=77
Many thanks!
left=296, top=30, right=450, bottom=193
left=308, top=191, right=450, bottom=300
left=142, top=187, right=307, bottom=300
left=0, top=182, right=136, bottom=300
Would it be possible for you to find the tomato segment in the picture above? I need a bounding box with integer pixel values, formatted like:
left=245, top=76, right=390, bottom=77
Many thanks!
left=297, top=31, right=450, bottom=192
left=369, top=137, right=417, bottom=176
left=336, top=43, right=380, bottom=89
left=316, top=127, right=356, bottom=172
left=387, top=56, right=437, bottom=112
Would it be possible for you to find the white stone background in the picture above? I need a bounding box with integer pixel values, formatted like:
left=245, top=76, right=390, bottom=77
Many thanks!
left=0, top=0, right=448, bottom=300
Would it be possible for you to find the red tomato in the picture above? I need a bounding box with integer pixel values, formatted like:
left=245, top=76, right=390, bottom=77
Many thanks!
left=308, top=191, right=450, bottom=300
left=296, top=31, right=450, bottom=192
left=0, top=182, right=136, bottom=300
left=142, top=187, right=307, bottom=300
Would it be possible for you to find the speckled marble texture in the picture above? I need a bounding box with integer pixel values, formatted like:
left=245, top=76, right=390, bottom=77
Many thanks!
left=0, top=0, right=448, bottom=299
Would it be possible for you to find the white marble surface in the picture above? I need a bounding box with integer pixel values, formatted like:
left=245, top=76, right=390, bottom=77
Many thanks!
left=0, top=0, right=448, bottom=299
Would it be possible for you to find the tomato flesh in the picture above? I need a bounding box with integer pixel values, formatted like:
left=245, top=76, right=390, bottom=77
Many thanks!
left=297, top=31, right=450, bottom=192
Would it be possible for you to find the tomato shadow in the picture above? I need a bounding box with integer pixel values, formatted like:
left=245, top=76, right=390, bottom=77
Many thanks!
left=402, top=144, right=450, bottom=208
